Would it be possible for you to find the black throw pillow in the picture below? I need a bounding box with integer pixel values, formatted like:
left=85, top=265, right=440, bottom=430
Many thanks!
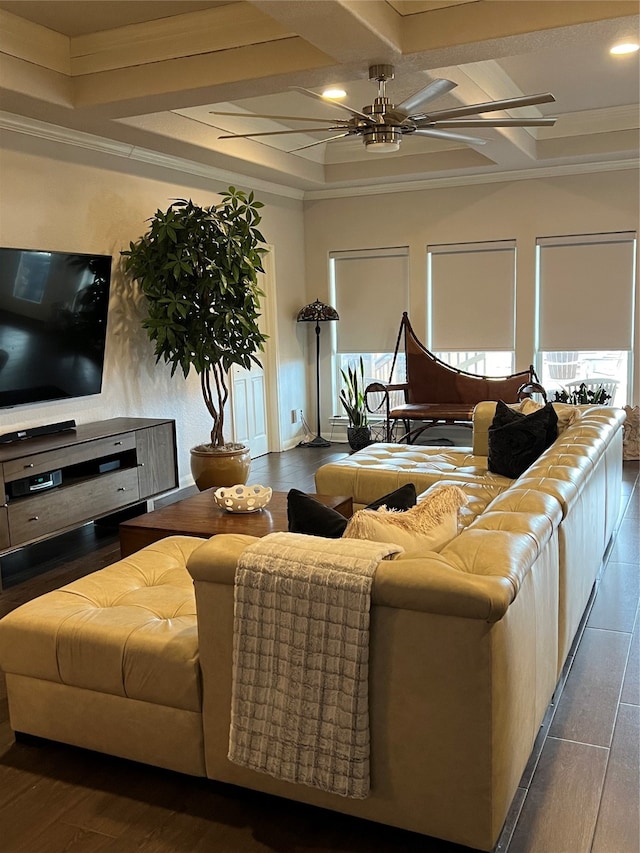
left=488, top=400, right=558, bottom=479
left=287, top=483, right=418, bottom=538
left=492, top=399, right=558, bottom=447
left=287, top=489, right=349, bottom=538
left=365, top=482, right=417, bottom=512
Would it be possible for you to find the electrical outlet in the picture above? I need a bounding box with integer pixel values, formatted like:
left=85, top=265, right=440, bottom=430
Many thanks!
left=291, top=409, right=298, bottom=424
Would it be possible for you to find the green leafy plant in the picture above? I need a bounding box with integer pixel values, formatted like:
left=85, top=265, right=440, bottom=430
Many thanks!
left=339, top=357, right=369, bottom=428
left=121, top=188, right=268, bottom=448
left=554, top=383, right=612, bottom=405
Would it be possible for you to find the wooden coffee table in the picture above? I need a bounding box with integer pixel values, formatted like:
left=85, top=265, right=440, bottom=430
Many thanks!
left=119, top=490, right=353, bottom=557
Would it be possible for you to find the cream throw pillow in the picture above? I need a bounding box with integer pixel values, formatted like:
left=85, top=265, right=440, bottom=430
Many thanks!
left=342, top=484, right=468, bottom=553
left=551, top=402, right=580, bottom=433
left=521, top=398, right=578, bottom=433
left=519, top=398, right=544, bottom=414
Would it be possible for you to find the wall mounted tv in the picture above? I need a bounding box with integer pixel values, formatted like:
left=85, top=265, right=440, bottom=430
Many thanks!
left=0, top=248, right=112, bottom=409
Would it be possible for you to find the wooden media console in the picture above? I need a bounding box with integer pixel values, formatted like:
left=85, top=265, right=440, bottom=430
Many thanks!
left=0, top=418, right=178, bottom=589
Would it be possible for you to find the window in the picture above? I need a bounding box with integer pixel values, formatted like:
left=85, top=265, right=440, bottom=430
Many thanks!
left=538, top=351, right=628, bottom=406
left=337, top=352, right=405, bottom=386
left=433, top=351, right=514, bottom=376
left=427, top=240, right=516, bottom=376
left=330, top=247, right=409, bottom=410
left=536, top=232, right=636, bottom=405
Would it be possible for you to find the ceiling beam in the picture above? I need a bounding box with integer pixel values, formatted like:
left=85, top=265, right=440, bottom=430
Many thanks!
left=248, top=0, right=403, bottom=64
left=69, top=4, right=291, bottom=76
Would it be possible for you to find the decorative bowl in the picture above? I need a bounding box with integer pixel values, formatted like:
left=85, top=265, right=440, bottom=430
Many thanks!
left=213, top=484, right=272, bottom=513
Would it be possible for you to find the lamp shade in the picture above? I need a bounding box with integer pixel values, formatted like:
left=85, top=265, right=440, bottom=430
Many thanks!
left=297, top=299, right=339, bottom=323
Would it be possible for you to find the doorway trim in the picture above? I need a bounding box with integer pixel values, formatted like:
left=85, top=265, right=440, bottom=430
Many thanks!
left=260, top=246, right=282, bottom=452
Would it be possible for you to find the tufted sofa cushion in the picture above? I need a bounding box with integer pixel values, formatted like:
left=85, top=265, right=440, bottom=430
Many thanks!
left=0, top=536, right=205, bottom=712
left=417, top=479, right=505, bottom=530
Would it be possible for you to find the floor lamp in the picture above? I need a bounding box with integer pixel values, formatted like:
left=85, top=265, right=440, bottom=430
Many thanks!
left=297, top=299, right=339, bottom=447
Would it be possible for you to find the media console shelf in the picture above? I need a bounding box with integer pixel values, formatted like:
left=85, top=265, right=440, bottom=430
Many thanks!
left=0, top=418, right=178, bottom=590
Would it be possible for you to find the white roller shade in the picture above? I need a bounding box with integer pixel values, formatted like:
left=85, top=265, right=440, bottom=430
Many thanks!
left=537, top=232, right=636, bottom=350
left=428, top=240, right=516, bottom=350
left=331, top=247, right=409, bottom=352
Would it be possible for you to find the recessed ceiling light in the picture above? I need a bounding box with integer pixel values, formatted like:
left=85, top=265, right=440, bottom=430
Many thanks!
left=322, top=88, right=347, bottom=99
left=610, top=42, right=639, bottom=55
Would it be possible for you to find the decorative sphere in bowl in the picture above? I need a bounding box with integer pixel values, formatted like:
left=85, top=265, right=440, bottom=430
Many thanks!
left=213, top=484, right=272, bottom=513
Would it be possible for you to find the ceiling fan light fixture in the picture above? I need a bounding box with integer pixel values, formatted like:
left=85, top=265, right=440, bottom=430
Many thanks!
left=610, top=42, right=639, bottom=55
left=367, top=141, right=400, bottom=153
left=364, top=127, right=401, bottom=153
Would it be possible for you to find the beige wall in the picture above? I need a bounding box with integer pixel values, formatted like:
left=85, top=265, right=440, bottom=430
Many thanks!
left=1, top=125, right=638, bottom=485
left=303, top=169, right=640, bottom=424
left=0, top=132, right=308, bottom=487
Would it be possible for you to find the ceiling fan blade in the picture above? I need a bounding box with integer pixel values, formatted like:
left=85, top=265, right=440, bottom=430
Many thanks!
left=210, top=111, right=348, bottom=124
left=421, top=92, right=556, bottom=122
left=219, top=127, right=345, bottom=140
left=397, top=78, right=457, bottom=115
left=290, top=86, right=374, bottom=122
left=289, top=132, right=351, bottom=152
left=423, top=117, right=557, bottom=128
left=413, top=128, right=488, bottom=145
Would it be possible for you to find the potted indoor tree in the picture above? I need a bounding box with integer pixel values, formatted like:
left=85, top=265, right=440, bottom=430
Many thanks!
left=121, top=187, right=268, bottom=490
left=340, top=357, right=372, bottom=451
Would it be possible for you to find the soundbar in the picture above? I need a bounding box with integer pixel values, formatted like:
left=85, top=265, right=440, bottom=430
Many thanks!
left=0, top=419, right=76, bottom=445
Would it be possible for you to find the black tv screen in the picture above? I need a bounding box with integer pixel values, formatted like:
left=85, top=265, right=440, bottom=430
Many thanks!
left=0, top=248, right=112, bottom=409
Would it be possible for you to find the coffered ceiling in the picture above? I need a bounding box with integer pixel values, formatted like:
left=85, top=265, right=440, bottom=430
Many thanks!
left=0, top=0, right=638, bottom=194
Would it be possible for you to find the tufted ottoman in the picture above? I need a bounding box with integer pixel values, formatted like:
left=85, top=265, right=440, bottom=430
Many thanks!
left=0, top=535, right=208, bottom=776
left=315, top=442, right=511, bottom=508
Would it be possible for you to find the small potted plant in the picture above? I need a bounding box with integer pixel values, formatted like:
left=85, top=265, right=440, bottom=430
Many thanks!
left=340, top=357, right=372, bottom=451
left=554, top=383, right=612, bottom=406
left=121, top=187, right=268, bottom=490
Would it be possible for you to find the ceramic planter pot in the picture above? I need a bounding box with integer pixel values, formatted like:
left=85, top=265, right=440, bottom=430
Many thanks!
left=347, top=426, right=372, bottom=452
left=190, top=444, right=251, bottom=491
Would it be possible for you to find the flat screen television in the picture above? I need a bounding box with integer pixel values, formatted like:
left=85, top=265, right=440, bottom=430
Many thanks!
left=0, top=248, right=112, bottom=409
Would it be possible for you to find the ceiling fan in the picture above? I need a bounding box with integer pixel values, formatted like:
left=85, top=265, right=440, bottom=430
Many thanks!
left=212, top=64, right=557, bottom=154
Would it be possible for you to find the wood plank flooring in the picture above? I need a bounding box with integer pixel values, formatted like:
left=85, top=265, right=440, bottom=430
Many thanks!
left=0, top=446, right=638, bottom=853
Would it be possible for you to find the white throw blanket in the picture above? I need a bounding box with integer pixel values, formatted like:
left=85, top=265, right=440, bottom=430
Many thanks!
left=228, top=531, right=402, bottom=798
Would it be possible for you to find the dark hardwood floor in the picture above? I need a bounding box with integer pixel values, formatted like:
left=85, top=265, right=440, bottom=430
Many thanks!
left=0, top=445, right=638, bottom=853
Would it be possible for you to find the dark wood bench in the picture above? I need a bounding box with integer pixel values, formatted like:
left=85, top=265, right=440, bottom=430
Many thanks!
left=366, top=313, right=539, bottom=443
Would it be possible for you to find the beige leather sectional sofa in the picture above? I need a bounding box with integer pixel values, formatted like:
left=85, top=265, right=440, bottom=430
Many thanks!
left=0, top=404, right=624, bottom=851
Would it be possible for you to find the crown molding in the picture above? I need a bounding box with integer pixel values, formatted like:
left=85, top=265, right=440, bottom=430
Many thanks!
left=1, top=111, right=637, bottom=203
left=303, top=158, right=640, bottom=199
left=0, top=112, right=305, bottom=201
left=0, top=111, right=134, bottom=157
